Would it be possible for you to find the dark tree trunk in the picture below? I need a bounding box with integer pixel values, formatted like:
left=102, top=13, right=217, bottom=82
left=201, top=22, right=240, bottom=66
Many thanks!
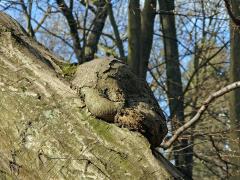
left=140, top=0, right=156, bottom=79
left=107, top=2, right=125, bottom=59
left=56, top=0, right=82, bottom=63
left=84, top=0, right=108, bottom=61
left=127, top=0, right=141, bottom=76
left=158, top=0, right=192, bottom=178
left=229, top=1, right=240, bottom=179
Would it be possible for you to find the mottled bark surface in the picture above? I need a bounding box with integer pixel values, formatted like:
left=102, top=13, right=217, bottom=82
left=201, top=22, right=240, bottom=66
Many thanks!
left=0, top=12, right=172, bottom=179
left=71, top=58, right=167, bottom=147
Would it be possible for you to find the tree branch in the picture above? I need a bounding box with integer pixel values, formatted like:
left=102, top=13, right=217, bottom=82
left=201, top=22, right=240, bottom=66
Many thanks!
left=18, top=0, right=35, bottom=37
left=56, top=0, right=82, bottom=63
left=34, top=6, right=51, bottom=33
left=223, top=0, right=240, bottom=26
left=84, top=0, right=108, bottom=61
left=107, top=2, right=125, bottom=59
left=161, top=81, right=240, bottom=149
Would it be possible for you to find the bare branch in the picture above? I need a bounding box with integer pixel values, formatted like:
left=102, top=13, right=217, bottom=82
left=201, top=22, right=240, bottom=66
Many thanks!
left=34, top=6, right=51, bottom=33
left=107, top=2, right=125, bottom=59
left=223, top=0, right=240, bottom=26
left=18, top=0, right=35, bottom=37
left=161, top=81, right=240, bottom=149
left=79, top=0, right=96, bottom=14
left=84, top=0, right=108, bottom=61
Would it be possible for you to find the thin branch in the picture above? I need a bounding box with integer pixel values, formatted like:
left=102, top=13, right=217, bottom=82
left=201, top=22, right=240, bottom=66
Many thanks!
left=148, top=67, right=167, bottom=93
left=34, top=6, right=51, bottom=33
left=79, top=0, right=96, bottom=14
left=161, top=81, right=240, bottom=149
left=209, top=135, right=230, bottom=176
left=156, top=9, right=228, bottom=21
left=18, top=0, right=35, bottom=37
left=183, top=41, right=229, bottom=95
left=223, top=0, right=240, bottom=26
left=107, top=2, right=125, bottom=59
left=69, top=0, right=73, bottom=11
left=31, top=18, right=73, bottom=48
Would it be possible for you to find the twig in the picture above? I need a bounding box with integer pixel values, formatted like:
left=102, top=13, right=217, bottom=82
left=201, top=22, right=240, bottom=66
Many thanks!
left=161, top=81, right=240, bottom=149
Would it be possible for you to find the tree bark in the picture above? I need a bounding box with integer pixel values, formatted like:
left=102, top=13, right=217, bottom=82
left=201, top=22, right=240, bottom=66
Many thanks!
left=158, top=0, right=191, bottom=178
left=56, top=0, right=82, bottom=63
left=140, top=0, right=156, bottom=79
left=229, top=0, right=240, bottom=179
left=0, top=12, right=174, bottom=179
left=127, top=0, right=141, bottom=76
left=107, top=2, right=125, bottom=59
left=84, top=0, right=108, bottom=61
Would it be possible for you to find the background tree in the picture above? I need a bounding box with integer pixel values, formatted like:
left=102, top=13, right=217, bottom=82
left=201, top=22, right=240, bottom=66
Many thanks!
left=158, top=0, right=189, bottom=177
left=227, top=0, right=240, bottom=179
left=127, top=0, right=141, bottom=75
left=127, top=0, right=156, bottom=79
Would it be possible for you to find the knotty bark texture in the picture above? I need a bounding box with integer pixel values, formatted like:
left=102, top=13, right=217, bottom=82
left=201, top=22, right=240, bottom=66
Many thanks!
left=0, top=12, right=172, bottom=179
left=71, top=58, right=167, bottom=147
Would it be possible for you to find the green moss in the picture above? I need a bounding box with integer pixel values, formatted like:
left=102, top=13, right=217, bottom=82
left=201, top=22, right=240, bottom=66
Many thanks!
left=87, top=116, right=117, bottom=143
left=61, top=63, right=77, bottom=78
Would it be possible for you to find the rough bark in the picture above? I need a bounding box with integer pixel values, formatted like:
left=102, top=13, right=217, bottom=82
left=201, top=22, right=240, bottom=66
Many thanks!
left=127, top=0, right=141, bottom=76
left=71, top=58, right=167, bottom=147
left=0, top=12, right=174, bottom=179
left=159, top=0, right=191, bottom=178
left=229, top=0, right=240, bottom=179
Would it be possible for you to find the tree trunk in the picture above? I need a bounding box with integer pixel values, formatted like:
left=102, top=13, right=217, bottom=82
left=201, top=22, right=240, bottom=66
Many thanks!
left=0, top=12, right=174, bottom=179
left=229, top=0, right=240, bottom=179
left=56, top=0, right=82, bottom=63
left=127, top=0, right=141, bottom=76
left=19, top=0, right=35, bottom=37
left=140, top=0, right=156, bottom=79
left=84, top=0, right=108, bottom=61
left=107, top=2, right=125, bottom=59
left=158, top=0, right=191, bottom=178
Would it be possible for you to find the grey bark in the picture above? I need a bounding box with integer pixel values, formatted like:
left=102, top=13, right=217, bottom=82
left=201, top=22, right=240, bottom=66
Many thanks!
left=0, top=12, right=174, bottom=179
left=71, top=58, right=167, bottom=147
left=127, top=0, right=157, bottom=80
